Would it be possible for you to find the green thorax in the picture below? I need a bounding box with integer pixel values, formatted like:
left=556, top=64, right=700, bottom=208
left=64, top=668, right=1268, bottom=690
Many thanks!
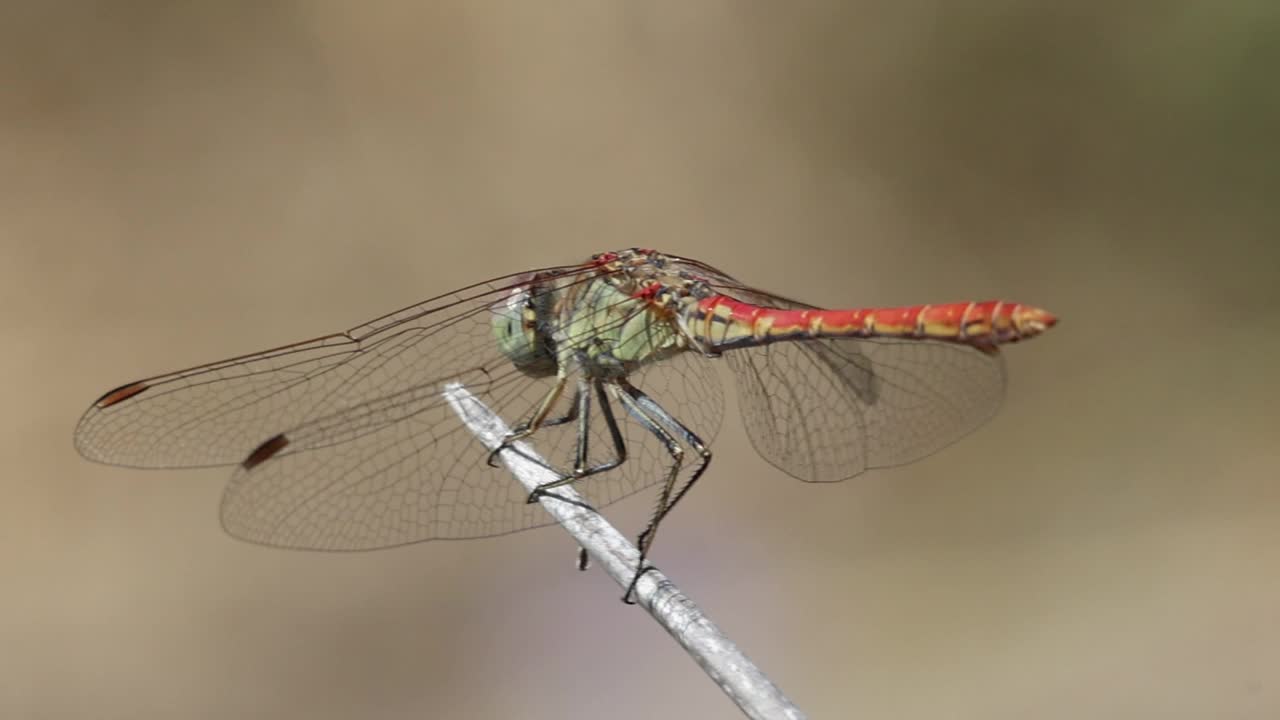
left=490, top=250, right=710, bottom=378
left=555, top=276, right=689, bottom=375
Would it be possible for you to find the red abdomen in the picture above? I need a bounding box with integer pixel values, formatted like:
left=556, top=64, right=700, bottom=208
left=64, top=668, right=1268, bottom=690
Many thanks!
left=689, top=297, right=1057, bottom=351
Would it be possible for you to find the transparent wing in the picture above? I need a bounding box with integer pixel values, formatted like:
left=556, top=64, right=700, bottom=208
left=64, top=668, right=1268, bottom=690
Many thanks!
left=75, top=262, right=724, bottom=549
left=75, top=264, right=588, bottom=469
left=665, top=255, right=1007, bottom=483
left=725, top=337, right=1005, bottom=483
left=218, top=350, right=721, bottom=549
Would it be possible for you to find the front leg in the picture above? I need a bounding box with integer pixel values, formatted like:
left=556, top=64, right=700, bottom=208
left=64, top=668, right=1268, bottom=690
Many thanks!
left=525, top=377, right=628, bottom=503
left=485, top=373, right=570, bottom=469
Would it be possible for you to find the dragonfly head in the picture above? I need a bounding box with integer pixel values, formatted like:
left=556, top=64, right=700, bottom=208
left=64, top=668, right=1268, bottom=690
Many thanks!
left=492, top=286, right=557, bottom=377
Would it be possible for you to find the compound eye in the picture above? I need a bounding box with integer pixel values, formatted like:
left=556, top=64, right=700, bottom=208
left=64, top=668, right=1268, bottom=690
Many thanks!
left=491, top=287, right=553, bottom=375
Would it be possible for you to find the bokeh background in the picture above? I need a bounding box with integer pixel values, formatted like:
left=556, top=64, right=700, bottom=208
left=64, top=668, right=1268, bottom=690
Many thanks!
left=5, top=2, right=1278, bottom=718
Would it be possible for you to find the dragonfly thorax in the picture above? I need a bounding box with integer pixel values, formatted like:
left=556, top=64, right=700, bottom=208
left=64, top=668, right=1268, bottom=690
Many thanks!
left=556, top=276, right=694, bottom=379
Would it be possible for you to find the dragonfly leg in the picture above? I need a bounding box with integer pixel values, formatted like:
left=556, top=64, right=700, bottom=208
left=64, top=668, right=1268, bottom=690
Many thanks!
left=611, top=378, right=712, bottom=603
left=609, top=387, right=679, bottom=603
left=513, top=376, right=630, bottom=574
left=526, top=378, right=628, bottom=503
left=524, top=376, right=591, bottom=503
left=486, top=374, right=571, bottom=468
left=620, top=379, right=713, bottom=550
left=537, top=387, right=583, bottom=430
left=487, top=383, right=596, bottom=483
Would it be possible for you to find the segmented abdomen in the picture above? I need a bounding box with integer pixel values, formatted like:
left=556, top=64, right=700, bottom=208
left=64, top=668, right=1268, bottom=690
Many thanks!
left=689, top=297, right=1056, bottom=351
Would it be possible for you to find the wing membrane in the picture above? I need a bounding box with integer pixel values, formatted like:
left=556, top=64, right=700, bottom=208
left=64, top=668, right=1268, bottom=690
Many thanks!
left=75, top=260, right=725, bottom=549
left=726, top=337, right=1005, bottom=482
left=217, top=350, right=721, bottom=549
left=74, top=264, right=589, bottom=469
left=666, top=255, right=1007, bottom=482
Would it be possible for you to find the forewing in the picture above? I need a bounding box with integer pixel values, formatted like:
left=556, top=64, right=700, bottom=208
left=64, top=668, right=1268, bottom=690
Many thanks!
left=76, top=259, right=728, bottom=549
left=73, top=265, right=588, bottom=469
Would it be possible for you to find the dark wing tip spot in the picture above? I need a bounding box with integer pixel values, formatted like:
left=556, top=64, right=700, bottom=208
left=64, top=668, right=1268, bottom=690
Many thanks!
left=242, top=433, right=289, bottom=470
left=95, top=381, right=150, bottom=408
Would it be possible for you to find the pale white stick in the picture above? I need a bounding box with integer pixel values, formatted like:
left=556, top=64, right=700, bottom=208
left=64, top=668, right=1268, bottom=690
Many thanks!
left=444, top=382, right=806, bottom=720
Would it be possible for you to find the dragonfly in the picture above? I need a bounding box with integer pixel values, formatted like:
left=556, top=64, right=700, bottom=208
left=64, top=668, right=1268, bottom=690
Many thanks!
left=75, top=248, right=1055, bottom=595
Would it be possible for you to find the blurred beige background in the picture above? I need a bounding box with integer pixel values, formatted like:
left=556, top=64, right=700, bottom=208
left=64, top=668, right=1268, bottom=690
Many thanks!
left=4, top=2, right=1278, bottom=718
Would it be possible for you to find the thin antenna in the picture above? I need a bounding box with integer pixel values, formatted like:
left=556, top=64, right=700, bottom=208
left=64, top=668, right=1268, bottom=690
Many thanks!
left=444, top=383, right=807, bottom=720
